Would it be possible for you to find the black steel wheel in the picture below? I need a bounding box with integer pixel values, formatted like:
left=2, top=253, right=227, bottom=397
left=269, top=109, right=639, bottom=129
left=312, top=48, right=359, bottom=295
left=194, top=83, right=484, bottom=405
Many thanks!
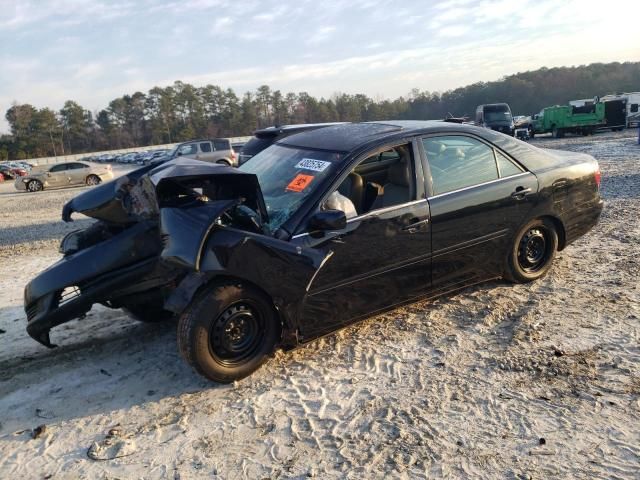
left=27, top=180, right=43, bottom=192
left=178, top=283, right=279, bottom=383
left=208, top=302, right=264, bottom=367
left=504, top=218, right=558, bottom=283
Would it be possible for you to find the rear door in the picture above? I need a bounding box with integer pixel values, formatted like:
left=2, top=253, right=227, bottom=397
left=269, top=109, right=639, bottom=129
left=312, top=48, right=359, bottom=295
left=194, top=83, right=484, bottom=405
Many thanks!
left=422, top=134, right=538, bottom=288
left=198, top=141, right=214, bottom=161
left=68, top=163, right=89, bottom=184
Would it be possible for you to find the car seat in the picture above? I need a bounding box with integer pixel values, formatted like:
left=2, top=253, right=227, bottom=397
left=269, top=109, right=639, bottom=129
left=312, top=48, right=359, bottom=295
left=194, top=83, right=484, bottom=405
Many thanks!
left=337, top=172, right=364, bottom=214
left=375, top=149, right=412, bottom=208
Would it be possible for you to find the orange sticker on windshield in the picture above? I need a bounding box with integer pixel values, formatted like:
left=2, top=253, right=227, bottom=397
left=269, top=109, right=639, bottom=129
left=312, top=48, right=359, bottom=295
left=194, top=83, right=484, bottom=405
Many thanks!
left=286, top=173, right=314, bottom=192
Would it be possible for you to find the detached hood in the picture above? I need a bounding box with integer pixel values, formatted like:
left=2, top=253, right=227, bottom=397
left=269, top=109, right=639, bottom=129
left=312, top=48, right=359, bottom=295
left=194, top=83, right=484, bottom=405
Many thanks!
left=61, top=158, right=268, bottom=224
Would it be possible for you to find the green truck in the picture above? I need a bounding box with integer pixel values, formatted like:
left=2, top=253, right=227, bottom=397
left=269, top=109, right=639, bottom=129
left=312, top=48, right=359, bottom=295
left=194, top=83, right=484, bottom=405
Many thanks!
left=531, top=103, right=606, bottom=138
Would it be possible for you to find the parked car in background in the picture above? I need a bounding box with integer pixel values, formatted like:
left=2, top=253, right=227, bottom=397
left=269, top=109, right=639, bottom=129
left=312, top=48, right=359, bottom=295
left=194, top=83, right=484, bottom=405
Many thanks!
left=238, top=123, right=345, bottom=166
left=15, top=161, right=113, bottom=192
left=0, top=164, right=27, bottom=179
left=7, top=161, right=33, bottom=171
left=475, top=103, right=515, bottom=136
left=24, top=120, right=602, bottom=382
left=153, top=139, right=238, bottom=166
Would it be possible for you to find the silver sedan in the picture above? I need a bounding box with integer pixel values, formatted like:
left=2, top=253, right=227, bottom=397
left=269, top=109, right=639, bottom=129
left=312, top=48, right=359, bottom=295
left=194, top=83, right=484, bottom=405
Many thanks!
left=14, top=161, right=114, bottom=192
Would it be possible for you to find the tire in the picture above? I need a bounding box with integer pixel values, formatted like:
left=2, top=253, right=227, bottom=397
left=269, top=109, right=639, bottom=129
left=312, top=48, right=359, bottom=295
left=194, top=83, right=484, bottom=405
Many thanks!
left=528, top=127, right=535, bottom=139
left=86, top=174, right=101, bottom=186
left=504, top=218, right=558, bottom=283
left=123, top=304, right=175, bottom=323
left=216, top=159, right=231, bottom=166
left=177, top=283, right=279, bottom=383
left=27, top=180, right=43, bottom=192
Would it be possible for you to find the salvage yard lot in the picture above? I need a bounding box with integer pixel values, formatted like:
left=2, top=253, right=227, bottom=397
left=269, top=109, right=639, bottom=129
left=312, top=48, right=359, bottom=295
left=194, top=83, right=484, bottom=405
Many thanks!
left=1, top=131, right=639, bottom=478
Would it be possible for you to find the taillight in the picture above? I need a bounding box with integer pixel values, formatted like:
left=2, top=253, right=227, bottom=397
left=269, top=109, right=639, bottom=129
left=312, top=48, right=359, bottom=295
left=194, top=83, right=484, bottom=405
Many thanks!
left=107, top=164, right=112, bottom=170
left=231, top=151, right=237, bottom=160
left=594, top=167, right=601, bottom=189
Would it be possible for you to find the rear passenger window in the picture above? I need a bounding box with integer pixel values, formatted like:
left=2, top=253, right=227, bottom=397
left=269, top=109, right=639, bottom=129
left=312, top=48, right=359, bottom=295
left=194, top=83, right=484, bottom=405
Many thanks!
left=200, top=142, right=212, bottom=153
left=49, top=164, right=67, bottom=172
left=495, top=151, right=523, bottom=177
left=213, top=139, right=229, bottom=151
left=423, top=136, right=498, bottom=195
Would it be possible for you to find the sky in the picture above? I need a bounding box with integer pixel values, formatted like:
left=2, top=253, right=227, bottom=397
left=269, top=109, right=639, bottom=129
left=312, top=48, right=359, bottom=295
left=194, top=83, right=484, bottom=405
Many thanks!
left=1, top=0, right=639, bottom=133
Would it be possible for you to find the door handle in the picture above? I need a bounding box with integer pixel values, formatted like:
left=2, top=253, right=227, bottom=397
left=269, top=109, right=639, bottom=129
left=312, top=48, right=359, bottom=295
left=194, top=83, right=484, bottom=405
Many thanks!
left=511, top=187, right=532, bottom=199
left=402, top=218, right=430, bottom=233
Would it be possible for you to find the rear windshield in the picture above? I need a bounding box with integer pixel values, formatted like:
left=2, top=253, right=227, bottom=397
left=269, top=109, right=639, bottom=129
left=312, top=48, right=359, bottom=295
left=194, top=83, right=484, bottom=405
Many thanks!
left=239, top=144, right=342, bottom=233
left=213, top=139, right=230, bottom=150
left=240, top=136, right=276, bottom=157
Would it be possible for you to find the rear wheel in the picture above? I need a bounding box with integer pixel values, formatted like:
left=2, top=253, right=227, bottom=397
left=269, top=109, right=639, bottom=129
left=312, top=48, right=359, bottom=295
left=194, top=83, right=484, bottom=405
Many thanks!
left=504, top=218, right=558, bottom=283
left=552, top=127, right=564, bottom=138
left=216, top=159, right=231, bottom=166
left=86, top=174, right=101, bottom=186
left=177, top=283, right=279, bottom=383
left=27, top=180, right=43, bottom=192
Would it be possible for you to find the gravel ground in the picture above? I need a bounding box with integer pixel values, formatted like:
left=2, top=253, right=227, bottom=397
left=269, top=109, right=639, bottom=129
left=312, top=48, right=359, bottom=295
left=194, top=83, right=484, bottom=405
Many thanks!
left=0, top=130, right=639, bottom=479
left=0, top=164, right=133, bottom=258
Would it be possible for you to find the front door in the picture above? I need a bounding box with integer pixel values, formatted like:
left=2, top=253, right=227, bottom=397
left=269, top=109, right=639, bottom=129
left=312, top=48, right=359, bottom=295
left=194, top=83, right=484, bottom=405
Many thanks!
left=47, top=163, right=69, bottom=187
left=423, top=135, right=538, bottom=289
left=292, top=141, right=432, bottom=341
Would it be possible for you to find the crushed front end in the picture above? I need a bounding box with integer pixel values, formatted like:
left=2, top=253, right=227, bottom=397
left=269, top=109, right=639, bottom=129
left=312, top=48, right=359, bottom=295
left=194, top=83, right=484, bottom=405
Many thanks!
left=24, top=159, right=267, bottom=347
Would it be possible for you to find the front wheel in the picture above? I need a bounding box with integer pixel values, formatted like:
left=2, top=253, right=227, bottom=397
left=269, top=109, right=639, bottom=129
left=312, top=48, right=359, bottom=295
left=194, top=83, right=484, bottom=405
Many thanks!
left=177, top=283, right=279, bottom=383
left=27, top=180, right=43, bottom=192
left=504, top=218, right=558, bottom=283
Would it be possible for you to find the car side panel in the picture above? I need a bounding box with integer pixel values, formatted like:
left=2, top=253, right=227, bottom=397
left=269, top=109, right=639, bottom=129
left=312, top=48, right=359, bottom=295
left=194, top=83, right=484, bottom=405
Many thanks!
left=533, top=162, right=602, bottom=247
left=428, top=173, right=539, bottom=288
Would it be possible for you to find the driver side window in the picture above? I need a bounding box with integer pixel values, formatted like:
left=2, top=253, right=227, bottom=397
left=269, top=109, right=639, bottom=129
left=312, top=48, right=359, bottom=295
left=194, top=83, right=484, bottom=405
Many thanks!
left=322, top=143, right=416, bottom=218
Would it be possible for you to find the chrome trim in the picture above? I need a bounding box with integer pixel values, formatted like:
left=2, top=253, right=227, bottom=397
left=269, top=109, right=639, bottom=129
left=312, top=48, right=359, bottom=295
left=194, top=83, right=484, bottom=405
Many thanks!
left=346, top=198, right=428, bottom=223
left=305, top=251, right=334, bottom=292
left=428, top=172, right=530, bottom=200
left=291, top=198, right=428, bottom=240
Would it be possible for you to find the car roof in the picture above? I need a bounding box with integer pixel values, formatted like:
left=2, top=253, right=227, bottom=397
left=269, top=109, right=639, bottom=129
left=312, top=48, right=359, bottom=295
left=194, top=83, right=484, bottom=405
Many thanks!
left=277, top=120, right=484, bottom=153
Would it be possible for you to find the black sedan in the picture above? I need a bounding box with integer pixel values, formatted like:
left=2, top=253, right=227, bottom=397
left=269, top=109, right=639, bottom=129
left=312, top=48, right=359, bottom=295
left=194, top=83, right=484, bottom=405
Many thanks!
left=24, top=121, right=603, bottom=382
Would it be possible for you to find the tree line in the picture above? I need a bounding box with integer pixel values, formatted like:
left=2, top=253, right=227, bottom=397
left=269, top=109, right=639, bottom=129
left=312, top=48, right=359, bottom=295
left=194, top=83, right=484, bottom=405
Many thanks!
left=2, top=61, right=638, bottom=160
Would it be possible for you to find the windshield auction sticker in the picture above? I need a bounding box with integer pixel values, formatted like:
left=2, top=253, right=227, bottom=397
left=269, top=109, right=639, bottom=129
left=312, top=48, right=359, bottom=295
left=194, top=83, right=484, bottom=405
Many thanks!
left=286, top=173, right=315, bottom=192
left=295, top=158, right=331, bottom=172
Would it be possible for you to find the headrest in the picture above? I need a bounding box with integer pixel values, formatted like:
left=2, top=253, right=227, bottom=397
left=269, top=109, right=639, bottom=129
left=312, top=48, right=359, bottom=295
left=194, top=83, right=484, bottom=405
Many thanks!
left=387, top=160, right=410, bottom=187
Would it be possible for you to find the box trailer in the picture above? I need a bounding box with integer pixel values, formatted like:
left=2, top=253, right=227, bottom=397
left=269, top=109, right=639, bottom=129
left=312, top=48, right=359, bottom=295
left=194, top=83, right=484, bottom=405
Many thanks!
left=602, top=93, right=640, bottom=128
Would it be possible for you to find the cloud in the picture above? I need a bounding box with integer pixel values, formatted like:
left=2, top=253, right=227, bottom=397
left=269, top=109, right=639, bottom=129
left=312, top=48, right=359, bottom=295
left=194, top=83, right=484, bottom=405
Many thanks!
left=0, top=0, right=135, bottom=30
left=211, top=16, right=233, bottom=34
left=306, top=26, right=337, bottom=45
left=73, top=62, right=106, bottom=80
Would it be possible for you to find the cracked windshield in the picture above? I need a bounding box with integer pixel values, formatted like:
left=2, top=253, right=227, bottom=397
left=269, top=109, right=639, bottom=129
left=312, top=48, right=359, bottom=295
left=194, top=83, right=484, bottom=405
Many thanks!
left=239, top=144, right=342, bottom=233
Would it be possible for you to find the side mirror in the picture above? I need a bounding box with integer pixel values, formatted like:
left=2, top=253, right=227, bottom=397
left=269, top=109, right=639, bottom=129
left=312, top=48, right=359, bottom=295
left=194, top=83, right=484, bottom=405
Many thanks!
left=308, top=209, right=346, bottom=236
